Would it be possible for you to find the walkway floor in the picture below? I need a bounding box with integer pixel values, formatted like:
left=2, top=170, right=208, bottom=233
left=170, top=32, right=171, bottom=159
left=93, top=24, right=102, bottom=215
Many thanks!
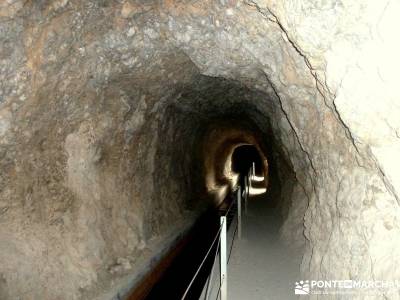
left=227, top=181, right=302, bottom=300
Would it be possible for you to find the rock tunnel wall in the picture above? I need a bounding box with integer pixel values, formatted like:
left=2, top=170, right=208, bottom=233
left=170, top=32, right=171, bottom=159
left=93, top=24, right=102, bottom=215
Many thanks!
left=1, top=1, right=400, bottom=299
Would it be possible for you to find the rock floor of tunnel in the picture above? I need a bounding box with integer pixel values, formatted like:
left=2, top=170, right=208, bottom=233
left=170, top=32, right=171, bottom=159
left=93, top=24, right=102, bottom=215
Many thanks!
left=226, top=188, right=302, bottom=300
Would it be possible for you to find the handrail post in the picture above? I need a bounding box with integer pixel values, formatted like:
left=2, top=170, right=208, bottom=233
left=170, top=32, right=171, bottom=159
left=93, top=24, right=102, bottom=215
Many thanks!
left=245, top=186, right=248, bottom=215
left=237, top=186, right=242, bottom=239
left=244, top=176, right=248, bottom=215
left=220, top=216, right=227, bottom=300
left=248, top=170, right=251, bottom=195
left=249, top=170, right=252, bottom=189
left=252, top=162, right=255, bottom=177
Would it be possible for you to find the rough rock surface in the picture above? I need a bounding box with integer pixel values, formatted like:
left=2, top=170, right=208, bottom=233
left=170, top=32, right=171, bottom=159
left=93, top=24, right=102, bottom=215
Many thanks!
left=1, top=1, right=400, bottom=299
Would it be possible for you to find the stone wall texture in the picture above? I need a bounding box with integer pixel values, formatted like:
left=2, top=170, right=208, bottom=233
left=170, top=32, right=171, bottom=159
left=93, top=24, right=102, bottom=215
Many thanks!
left=1, top=1, right=400, bottom=299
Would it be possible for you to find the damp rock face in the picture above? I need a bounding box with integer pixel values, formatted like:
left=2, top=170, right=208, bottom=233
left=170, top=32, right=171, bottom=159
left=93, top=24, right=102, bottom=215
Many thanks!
left=1, top=1, right=400, bottom=299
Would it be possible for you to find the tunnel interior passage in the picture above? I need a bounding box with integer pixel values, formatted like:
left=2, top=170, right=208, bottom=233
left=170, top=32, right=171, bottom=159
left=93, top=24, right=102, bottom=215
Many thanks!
left=0, top=63, right=305, bottom=299
left=231, top=144, right=268, bottom=194
left=3, top=2, right=399, bottom=300
left=157, top=75, right=292, bottom=212
left=231, top=145, right=264, bottom=176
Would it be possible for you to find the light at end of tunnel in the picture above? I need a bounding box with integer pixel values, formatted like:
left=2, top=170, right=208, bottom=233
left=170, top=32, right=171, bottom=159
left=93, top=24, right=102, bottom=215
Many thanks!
left=249, top=186, right=267, bottom=196
left=252, top=175, right=265, bottom=182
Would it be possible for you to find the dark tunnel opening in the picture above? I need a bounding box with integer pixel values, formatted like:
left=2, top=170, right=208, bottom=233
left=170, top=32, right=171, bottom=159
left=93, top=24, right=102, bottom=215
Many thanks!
left=231, top=144, right=264, bottom=176
left=231, top=144, right=266, bottom=191
left=231, top=145, right=262, bottom=175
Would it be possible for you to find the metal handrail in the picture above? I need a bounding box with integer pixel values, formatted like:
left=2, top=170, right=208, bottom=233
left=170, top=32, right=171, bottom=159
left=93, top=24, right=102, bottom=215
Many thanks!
left=180, top=223, right=223, bottom=300
left=181, top=197, right=236, bottom=300
left=181, top=163, right=254, bottom=300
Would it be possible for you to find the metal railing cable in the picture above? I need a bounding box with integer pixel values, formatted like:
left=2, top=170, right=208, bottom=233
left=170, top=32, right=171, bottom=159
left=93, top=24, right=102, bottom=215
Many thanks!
left=181, top=197, right=237, bottom=300
left=204, top=200, right=241, bottom=300
left=223, top=197, right=235, bottom=220
left=180, top=224, right=223, bottom=300
left=215, top=212, right=239, bottom=300
left=227, top=218, right=238, bottom=263
left=181, top=163, right=254, bottom=300
left=204, top=235, right=221, bottom=299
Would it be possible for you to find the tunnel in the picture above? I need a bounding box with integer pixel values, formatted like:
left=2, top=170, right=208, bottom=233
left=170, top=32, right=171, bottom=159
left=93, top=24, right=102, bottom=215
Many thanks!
left=1, top=1, right=400, bottom=300
left=231, top=145, right=264, bottom=177
left=231, top=144, right=267, bottom=188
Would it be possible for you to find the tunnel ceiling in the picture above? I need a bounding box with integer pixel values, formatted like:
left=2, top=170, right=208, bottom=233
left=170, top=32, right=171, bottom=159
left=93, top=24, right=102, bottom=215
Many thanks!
left=157, top=75, right=288, bottom=208
left=1, top=1, right=400, bottom=299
